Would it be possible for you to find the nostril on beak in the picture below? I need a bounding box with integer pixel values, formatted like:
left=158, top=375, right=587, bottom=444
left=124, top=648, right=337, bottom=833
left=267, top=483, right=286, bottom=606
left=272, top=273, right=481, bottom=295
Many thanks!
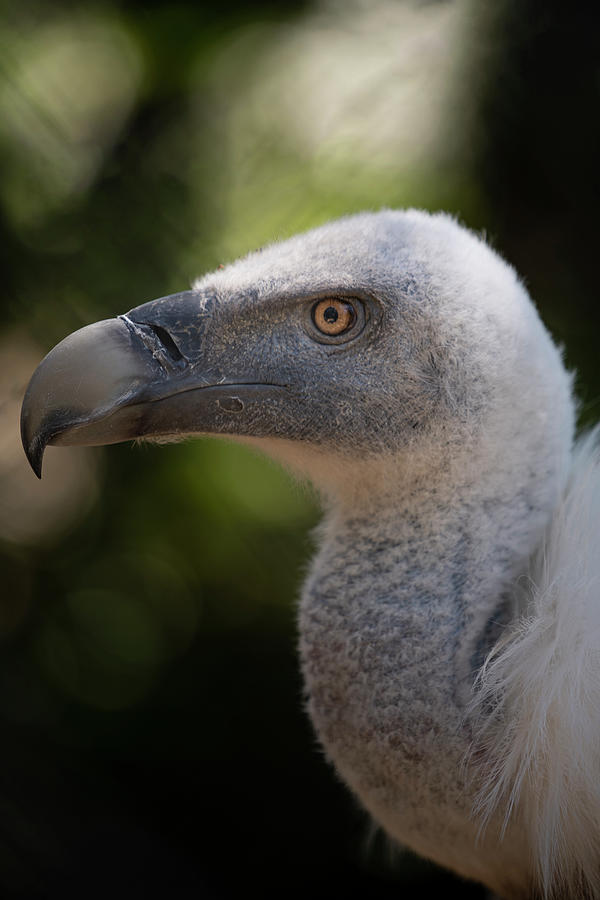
left=146, top=324, right=185, bottom=364
left=119, top=315, right=187, bottom=370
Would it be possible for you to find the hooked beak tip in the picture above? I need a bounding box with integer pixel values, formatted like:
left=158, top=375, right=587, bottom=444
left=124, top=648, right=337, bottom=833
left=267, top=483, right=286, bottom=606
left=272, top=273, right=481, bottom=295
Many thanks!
left=21, top=404, right=46, bottom=477
left=23, top=433, right=45, bottom=479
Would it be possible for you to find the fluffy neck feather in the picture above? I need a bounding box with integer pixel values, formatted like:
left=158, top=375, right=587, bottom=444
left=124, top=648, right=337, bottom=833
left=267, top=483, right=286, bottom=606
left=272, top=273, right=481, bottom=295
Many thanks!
left=293, top=449, right=539, bottom=892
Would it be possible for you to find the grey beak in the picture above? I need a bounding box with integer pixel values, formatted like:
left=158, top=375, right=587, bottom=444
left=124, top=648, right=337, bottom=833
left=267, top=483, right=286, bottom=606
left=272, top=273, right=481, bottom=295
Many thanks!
left=21, top=316, right=151, bottom=478
left=21, top=291, right=287, bottom=477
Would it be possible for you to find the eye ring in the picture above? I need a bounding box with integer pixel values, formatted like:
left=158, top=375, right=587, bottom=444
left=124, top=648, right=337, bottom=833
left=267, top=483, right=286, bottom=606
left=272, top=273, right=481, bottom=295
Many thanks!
left=310, top=298, right=362, bottom=341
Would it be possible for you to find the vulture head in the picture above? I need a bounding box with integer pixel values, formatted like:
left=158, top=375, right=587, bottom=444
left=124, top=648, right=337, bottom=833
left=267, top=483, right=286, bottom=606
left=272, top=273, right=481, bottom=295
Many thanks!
left=22, top=211, right=588, bottom=899
left=22, top=210, right=571, bottom=502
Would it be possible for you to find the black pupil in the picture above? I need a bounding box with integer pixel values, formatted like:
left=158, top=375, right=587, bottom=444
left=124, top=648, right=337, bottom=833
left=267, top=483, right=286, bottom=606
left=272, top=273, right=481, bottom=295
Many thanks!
left=323, top=306, right=339, bottom=323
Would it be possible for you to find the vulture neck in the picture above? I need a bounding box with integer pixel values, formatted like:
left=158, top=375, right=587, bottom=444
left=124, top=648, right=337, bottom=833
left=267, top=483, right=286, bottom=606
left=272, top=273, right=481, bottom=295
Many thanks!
left=292, top=430, right=562, bottom=860
left=301, top=434, right=529, bottom=713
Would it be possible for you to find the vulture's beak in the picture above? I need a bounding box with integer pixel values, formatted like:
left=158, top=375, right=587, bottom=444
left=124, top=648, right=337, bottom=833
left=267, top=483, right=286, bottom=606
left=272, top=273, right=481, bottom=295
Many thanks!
left=21, top=291, right=288, bottom=477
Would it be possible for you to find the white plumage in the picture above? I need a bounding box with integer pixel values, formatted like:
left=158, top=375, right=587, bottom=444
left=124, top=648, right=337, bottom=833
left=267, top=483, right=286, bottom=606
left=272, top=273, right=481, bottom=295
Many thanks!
left=471, top=429, right=600, bottom=898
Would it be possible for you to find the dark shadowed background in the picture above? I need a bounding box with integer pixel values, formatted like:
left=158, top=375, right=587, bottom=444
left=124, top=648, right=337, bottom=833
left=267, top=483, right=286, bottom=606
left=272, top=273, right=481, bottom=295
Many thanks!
left=1, top=1, right=599, bottom=897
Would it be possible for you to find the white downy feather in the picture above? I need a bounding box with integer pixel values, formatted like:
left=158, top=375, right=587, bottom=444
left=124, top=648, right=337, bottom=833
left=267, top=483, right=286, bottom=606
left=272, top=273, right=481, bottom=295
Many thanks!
left=471, top=428, right=600, bottom=898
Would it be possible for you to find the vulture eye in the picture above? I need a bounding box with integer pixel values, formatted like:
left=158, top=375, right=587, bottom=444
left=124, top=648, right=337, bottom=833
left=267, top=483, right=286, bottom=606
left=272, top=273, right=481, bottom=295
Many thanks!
left=311, top=298, right=359, bottom=338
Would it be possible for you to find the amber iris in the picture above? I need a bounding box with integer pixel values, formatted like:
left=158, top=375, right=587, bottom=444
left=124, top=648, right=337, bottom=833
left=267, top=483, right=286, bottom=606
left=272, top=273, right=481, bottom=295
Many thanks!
left=312, top=299, right=357, bottom=336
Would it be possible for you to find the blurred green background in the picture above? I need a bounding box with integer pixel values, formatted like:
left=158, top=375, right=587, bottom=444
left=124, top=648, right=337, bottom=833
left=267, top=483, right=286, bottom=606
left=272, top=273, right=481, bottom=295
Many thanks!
left=1, top=1, right=599, bottom=897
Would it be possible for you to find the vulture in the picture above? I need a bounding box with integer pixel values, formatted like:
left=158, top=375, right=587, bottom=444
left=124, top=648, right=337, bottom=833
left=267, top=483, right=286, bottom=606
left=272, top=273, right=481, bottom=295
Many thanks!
left=21, top=210, right=600, bottom=899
